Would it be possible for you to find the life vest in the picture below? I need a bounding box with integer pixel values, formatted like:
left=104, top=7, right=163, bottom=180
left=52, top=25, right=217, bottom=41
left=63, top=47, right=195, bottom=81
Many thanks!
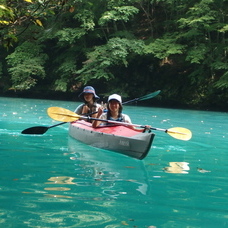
left=107, top=114, right=124, bottom=123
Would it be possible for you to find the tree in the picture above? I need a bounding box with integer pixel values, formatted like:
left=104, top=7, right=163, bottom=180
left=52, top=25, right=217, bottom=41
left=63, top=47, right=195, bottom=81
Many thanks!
left=0, top=0, right=228, bottom=110
left=6, top=41, right=48, bottom=90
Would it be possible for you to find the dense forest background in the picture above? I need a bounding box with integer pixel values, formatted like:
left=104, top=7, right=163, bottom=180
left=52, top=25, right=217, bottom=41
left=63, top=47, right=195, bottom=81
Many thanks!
left=0, top=0, right=228, bottom=111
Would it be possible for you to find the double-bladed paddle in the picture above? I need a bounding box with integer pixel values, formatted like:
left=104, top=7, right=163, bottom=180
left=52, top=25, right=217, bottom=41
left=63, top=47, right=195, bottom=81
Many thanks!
left=47, top=107, right=192, bottom=141
left=21, top=122, right=66, bottom=135
left=122, top=90, right=161, bottom=105
left=21, top=90, right=161, bottom=135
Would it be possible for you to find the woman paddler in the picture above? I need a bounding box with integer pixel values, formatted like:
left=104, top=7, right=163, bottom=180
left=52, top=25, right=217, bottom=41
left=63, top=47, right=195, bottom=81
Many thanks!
left=74, top=86, right=101, bottom=121
left=92, top=94, right=150, bottom=131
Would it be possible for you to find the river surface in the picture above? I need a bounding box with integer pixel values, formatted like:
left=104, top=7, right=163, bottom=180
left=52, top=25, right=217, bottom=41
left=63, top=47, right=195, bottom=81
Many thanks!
left=0, top=97, right=227, bottom=228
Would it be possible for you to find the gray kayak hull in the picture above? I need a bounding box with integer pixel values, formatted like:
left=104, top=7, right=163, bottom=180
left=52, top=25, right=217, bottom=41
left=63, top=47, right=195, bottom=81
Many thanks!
left=69, top=120, right=155, bottom=159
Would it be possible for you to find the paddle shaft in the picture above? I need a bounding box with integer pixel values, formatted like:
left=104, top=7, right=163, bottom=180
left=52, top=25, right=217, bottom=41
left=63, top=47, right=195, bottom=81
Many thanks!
left=79, top=116, right=191, bottom=139
left=48, top=121, right=66, bottom=129
left=81, top=116, right=166, bottom=132
left=122, top=90, right=160, bottom=105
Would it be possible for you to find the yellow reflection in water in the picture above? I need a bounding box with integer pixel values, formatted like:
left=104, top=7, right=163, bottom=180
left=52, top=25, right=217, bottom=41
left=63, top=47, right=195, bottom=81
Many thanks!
left=44, top=176, right=76, bottom=199
left=45, top=176, right=75, bottom=184
left=164, top=162, right=190, bottom=174
left=44, top=187, right=71, bottom=191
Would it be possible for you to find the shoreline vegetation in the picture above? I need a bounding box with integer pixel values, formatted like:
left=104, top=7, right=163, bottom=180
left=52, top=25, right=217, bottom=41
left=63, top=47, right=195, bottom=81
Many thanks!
left=1, top=1, right=227, bottom=112
left=1, top=90, right=227, bottom=112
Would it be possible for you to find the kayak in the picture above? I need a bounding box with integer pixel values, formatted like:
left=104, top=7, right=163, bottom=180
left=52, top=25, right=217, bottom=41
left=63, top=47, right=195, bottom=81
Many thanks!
left=69, top=120, right=155, bottom=160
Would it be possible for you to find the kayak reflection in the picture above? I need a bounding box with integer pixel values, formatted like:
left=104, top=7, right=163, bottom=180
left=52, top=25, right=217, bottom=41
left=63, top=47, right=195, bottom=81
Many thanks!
left=65, top=136, right=151, bottom=199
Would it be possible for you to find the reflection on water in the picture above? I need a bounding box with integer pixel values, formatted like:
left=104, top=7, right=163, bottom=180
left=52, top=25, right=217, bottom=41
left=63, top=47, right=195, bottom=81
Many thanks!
left=45, top=176, right=75, bottom=185
left=164, top=162, right=190, bottom=174
left=66, top=137, right=150, bottom=199
left=22, top=210, right=115, bottom=227
left=197, top=167, right=211, bottom=173
left=44, top=176, right=74, bottom=198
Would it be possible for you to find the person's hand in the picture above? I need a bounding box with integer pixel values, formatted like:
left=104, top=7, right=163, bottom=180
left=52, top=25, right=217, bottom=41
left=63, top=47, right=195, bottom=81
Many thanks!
left=140, top=125, right=151, bottom=132
left=96, top=102, right=107, bottom=117
left=82, top=105, right=90, bottom=114
left=101, top=101, right=107, bottom=110
left=97, top=106, right=104, bottom=117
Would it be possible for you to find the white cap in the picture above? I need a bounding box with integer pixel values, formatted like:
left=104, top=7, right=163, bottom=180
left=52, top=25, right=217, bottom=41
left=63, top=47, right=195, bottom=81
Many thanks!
left=108, top=94, right=122, bottom=103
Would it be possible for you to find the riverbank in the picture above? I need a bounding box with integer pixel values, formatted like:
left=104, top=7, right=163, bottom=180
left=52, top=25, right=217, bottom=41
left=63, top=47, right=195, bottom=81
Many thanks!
left=1, top=90, right=227, bottom=112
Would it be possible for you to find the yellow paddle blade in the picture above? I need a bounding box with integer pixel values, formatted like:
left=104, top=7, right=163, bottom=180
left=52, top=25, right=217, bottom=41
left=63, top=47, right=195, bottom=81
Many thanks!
left=47, top=107, right=81, bottom=122
left=167, top=127, right=192, bottom=141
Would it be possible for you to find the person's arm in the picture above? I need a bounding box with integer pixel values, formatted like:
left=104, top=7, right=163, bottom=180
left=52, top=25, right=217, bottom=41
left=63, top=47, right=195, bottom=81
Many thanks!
left=92, top=107, right=105, bottom=128
left=90, top=103, right=101, bottom=118
left=74, top=104, right=84, bottom=114
left=123, top=114, right=151, bottom=132
left=81, top=105, right=90, bottom=114
left=123, top=114, right=141, bottom=131
left=133, top=124, right=151, bottom=132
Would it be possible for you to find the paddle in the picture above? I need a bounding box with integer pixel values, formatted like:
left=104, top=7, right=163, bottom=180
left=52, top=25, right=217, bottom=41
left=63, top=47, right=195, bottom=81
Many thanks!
left=21, top=122, right=66, bottom=135
left=122, top=90, right=161, bottom=104
left=21, top=90, right=161, bottom=135
left=47, top=107, right=192, bottom=141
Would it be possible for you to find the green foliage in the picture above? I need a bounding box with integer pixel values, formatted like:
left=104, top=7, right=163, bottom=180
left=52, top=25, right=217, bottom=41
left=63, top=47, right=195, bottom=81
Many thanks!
left=6, top=41, right=48, bottom=90
left=185, top=44, right=208, bottom=64
left=55, top=28, right=86, bottom=45
left=0, top=4, right=14, bottom=25
left=54, top=59, right=78, bottom=92
left=219, top=25, right=228, bottom=33
left=215, top=72, right=228, bottom=89
left=76, top=37, right=145, bottom=83
left=73, top=9, right=95, bottom=30
left=0, top=0, right=228, bottom=110
left=145, top=37, right=185, bottom=59
left=99, top=6, right=139, bottom=25
left=178, top=0, right=217, bottom=25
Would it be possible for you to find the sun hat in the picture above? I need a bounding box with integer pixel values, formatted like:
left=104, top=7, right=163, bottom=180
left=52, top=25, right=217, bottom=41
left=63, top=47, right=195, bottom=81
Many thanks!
left=79, top=86, right=100, bottom=101
left=108, top=94, right=122, bottom=103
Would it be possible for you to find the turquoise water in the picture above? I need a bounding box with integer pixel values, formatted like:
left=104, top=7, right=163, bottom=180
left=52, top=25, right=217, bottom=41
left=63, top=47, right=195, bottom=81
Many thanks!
left=1, top=97, right=228, bottom=228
